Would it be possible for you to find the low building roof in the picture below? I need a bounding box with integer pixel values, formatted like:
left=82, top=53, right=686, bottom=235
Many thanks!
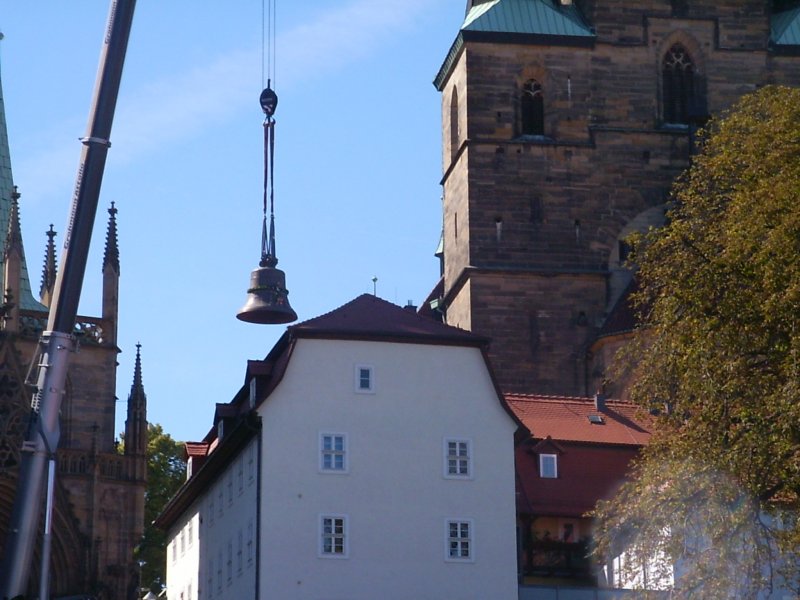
left=507, top=394, right=651, bottom=446
left=510, top=394, right=651, bottom=518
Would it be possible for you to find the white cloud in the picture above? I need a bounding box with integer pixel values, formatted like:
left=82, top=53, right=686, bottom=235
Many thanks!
left=14, top=0, right=445, bottom=201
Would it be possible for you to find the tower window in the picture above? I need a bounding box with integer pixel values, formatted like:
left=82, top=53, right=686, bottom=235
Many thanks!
left=450, top=87, right=460, bottom=161
left=521, top=79, right=544, bottom=136
left=662, top=44, right=696, bottom=125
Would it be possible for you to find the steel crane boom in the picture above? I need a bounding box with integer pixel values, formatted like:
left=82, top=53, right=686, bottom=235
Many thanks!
left=0, top=0, right=137, bottom=596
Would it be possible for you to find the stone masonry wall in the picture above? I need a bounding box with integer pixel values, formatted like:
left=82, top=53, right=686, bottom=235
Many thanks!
left=439, top=2, right=800, bottom=396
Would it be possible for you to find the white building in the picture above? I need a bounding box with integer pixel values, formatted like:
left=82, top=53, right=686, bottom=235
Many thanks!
left=157, top=294, right=523, bottom=600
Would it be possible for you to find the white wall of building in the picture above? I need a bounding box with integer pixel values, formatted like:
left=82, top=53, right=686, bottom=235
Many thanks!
left=258, top=338, right=519, bottom=600
left=166, top=437, right=259, bottom=600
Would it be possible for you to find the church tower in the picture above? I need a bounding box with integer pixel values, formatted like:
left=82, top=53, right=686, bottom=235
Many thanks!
left=432, top=0, right=800, bottom=397
left=0, top=43, right=146, bottom=598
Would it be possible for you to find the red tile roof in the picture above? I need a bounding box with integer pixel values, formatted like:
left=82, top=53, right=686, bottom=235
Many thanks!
left=506, top=394, right=651, bottom=446
left=184, top=442, right=210, bottom=459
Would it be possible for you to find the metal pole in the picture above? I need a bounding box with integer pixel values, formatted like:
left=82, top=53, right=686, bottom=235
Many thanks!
left=0, top=0, right=136, bottom=595
left=39, top=457, right=56, bottom=600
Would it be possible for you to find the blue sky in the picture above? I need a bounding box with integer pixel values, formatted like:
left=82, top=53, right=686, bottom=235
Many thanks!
left=1, top=1, right=461, bottom=442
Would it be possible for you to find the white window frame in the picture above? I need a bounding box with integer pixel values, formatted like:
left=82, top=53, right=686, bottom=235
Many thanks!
left=443, top=438, right=472, bottom=479
left=354, top=364, right=375, bottom=394
left=445, top=518, right=474, bottom=562
left=319, top=432, right=348, bottom=473
left=539, top=453, right=558, bottom=478
left=319, top=514, right=349, bottom=559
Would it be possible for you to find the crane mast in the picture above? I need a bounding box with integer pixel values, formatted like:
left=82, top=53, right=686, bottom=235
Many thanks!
left=0, top=0, right=137, bottom=596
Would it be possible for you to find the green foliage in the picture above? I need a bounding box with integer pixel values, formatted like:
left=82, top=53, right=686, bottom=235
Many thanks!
left=595, top=86, right=800, bottom=598
left=137, top=423, right=186, bottom=594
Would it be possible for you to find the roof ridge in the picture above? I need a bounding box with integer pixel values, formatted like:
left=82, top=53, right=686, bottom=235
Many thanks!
left=505, top=393, right=639, bottom=406
left=289, top=293, right=487, bottom=345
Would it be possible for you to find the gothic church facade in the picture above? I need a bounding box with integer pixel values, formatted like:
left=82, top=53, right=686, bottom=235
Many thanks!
left=0, top=54, right=147, bottom=598
left=431, top=0, right=800, bottom=397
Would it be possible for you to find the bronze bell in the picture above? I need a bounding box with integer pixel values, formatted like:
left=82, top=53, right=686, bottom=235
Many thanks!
left=237, top=256, right=297, bottom=324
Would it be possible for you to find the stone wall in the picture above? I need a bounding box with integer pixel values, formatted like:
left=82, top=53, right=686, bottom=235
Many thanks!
left=438, top=1, right=800, bottom=396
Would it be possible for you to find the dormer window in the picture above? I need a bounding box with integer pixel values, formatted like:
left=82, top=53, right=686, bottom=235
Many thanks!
left=539, top=453, right=558, bottom=478
left=521, top=79, right=544, bottom=136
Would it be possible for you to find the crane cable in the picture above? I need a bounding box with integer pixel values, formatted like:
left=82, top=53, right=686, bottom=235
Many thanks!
left=260, top=0, right=278, bottom=267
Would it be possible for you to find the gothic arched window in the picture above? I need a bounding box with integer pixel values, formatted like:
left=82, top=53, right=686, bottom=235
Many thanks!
left=662, top=44, right=695, bottom=125
left=521, top=79, right=544, bottom=136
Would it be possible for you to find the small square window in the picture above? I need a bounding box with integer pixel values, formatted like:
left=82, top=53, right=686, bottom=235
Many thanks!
left=354, top=365, right=374, bottom=393
left=320, top=433, right=348, bottom=473
left=445, top=519, right=474, bottom=562
left=540, top=453, right=558, bottom=478
left=444, top=438, right=472, bottom=479
left=320, top=514, right=348, bottom=558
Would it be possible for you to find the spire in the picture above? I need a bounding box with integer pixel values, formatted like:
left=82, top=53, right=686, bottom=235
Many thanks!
left=39, top=224, right=57, bottom=306
left=0, top=48, right=46, bottom=312
left=124, top=343, right=148, bottom=459
left=4, top=186, right=22, bottom=256
left=102, top=202, right=119, bottom=345
left=103, top=202, right=120, bottom=275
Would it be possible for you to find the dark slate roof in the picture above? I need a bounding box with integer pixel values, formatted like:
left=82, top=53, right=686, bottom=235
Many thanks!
left=772, top=6, right=800, bottom=47
left=289, top=293, right=487, bottom=347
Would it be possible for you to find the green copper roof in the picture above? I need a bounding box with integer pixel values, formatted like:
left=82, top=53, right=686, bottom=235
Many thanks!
left=772, top=6, right=800, bottom=47
left=434, top=0, right=594, bottom=90
left=0, top=56, right=47, bottom=312
left=463, top=0, right=593, bottom=37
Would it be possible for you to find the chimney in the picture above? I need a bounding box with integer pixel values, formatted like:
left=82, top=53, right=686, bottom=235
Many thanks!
left=594, top=391, right=606, bottom=412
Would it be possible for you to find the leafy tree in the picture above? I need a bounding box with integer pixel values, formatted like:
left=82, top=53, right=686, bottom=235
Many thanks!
left=123, top=423, right=186, bottom=594
left=594, top=86, right=800, bottom=598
